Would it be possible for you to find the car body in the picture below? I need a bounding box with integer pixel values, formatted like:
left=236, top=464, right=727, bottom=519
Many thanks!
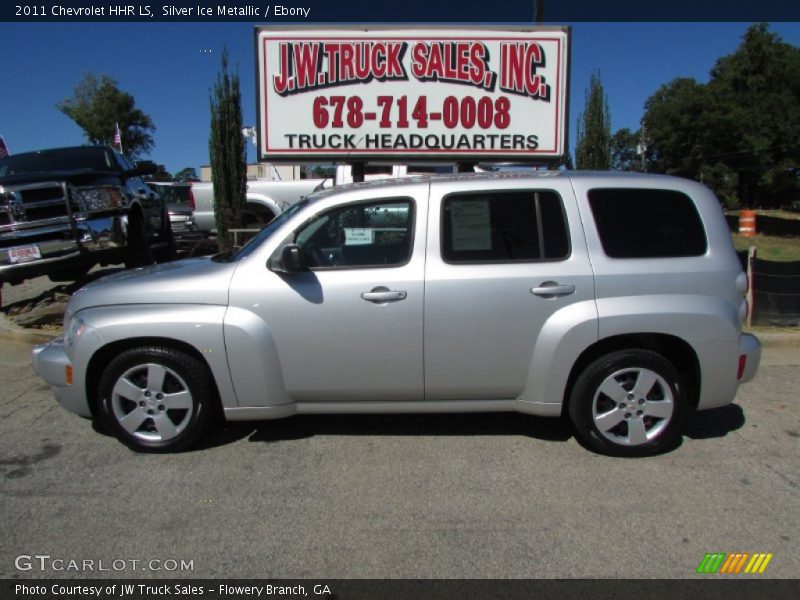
left=0, top=146, right=173, bottom=288
left=32, top=171, right=761, bottom=456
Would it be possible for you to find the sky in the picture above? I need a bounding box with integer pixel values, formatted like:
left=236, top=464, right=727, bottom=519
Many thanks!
left=1, top=21, right=799, bottom=175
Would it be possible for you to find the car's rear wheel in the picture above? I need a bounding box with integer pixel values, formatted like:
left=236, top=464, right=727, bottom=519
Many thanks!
left=97, top=347, right=218, bottom=452
left=568, top=349, right=686, bottom=457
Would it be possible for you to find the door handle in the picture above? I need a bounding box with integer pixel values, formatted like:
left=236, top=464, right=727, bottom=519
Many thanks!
left=531, top=282, right=576, bottom=298
left=361, top=288, right=408, bottom=303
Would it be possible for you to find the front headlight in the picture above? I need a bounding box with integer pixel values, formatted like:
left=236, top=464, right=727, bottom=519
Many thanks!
left=64, top=315, right=86, bottom=350
left=72, top=186, right=128, bottom=212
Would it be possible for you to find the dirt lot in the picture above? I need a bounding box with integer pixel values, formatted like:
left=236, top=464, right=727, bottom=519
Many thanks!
left=0, top=336, right=797, bottom=580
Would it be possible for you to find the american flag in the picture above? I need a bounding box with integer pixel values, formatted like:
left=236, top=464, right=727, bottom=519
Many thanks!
left=113, top=123, right=122, bottom=150
left=0, top=135, right=9, bottom=158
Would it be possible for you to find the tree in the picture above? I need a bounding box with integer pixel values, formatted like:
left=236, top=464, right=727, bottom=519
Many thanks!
left=643, top=77, right=710, bottom=179
left=208, top=48, right=246, bottom=253
left=643, top=24, right=800, bottom=208
left=610, top=127, right=646, bottom=172
left=575, top=72, right=611, bottom=170
left=57, top=73, right=155, bottom=158
left=145, top=164, right=173, bottom=182
left=173, top=167, right=199, bottom=182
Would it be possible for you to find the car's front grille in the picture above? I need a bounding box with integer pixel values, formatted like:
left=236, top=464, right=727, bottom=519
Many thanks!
left=20, top=185, right=70, bottom=220
left=23, top=203, right=70, bottom=221
left=1, top=184, right=73, bottom=224
left=19, top=186, right=65, bottom=204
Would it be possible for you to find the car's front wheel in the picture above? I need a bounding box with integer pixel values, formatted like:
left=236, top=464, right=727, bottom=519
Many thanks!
left=568, top=349, right=687, bottom=457
left=97, top=346, right=218, bottom=452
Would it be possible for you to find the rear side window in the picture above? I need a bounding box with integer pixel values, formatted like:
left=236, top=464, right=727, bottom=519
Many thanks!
left=442, top=190, right=569, bottom=263
left=588, top=189, right=707, bottom=258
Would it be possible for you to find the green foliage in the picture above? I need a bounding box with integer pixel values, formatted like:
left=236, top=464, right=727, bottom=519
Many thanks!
left=57, top=73, right=155, bottom=158
left=575, top=72, right=611, bottom=170
left=310, top=164, right=336, bottom=178
left=145, top=164, right=173, bottom=183
left=610, top=127, right=646, bottom=172
left=643, top=24, right=800, bottom=208
left=173, top=167, right=199, bottom=182
left=208, top=49, right=246, bottom=253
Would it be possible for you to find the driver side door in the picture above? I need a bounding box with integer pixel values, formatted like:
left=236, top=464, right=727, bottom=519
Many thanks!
left=230, top=192, right=427, bottom=403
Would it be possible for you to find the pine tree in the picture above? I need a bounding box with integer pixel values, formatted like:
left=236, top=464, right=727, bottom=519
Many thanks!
left=575, top=72, right=611, bottom=170
left=209, top=49, right=246, bottom=253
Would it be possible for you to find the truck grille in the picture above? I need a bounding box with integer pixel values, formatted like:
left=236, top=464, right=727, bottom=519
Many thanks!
left=1, top=183, right=73, bottom=225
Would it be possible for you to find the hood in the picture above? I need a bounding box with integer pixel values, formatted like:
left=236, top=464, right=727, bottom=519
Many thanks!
left=68, top=257, right=238, bottom=315
left=0, top=169, right=116, bottom=187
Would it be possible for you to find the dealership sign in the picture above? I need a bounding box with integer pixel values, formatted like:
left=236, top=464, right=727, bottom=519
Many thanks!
left=256, top=27, right=569, bottom=161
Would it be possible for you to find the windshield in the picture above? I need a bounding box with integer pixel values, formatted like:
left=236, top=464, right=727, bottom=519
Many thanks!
left=213, top=197, right=312, bottom=263
left=0, top=147, right=115, bottom=177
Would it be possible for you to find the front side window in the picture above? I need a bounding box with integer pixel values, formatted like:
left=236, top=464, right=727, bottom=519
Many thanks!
left=588, top=188, right=707, bottom=258
left=442, top=190, right=570, bottom=263
left=294, top=198, right=414, bottom=268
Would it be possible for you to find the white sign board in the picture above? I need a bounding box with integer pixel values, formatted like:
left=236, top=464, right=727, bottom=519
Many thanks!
left=344, top=228, right=375, bottom=246
left=256, top=27, right=569, bottom=161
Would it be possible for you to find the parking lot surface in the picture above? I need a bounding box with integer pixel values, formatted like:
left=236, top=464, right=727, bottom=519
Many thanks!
left=0, top=339, right=797, bottom=579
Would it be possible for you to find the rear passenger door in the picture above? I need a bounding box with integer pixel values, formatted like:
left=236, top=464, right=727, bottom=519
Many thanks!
left=423, top=179, right=595, bottom=401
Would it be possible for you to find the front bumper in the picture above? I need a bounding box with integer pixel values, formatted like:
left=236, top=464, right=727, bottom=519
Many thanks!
left=0, top=213, right=127, bottom=282
left=738, top=333, right=761, bottom=383
left=31, top=337, right=92, bottom=418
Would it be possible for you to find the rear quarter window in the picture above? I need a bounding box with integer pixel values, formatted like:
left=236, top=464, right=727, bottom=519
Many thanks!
left=588, top=188, right=707, bottom=258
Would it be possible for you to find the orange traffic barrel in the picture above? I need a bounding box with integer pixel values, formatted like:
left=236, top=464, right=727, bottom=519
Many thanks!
left=739, top=210, right=756, bottom=237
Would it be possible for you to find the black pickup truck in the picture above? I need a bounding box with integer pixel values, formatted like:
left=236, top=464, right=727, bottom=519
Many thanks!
left=0, top=146, right=175, bottom=293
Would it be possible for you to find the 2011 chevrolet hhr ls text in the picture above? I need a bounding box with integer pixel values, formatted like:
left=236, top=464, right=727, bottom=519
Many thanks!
left=32, top=172, right=761, bottom=456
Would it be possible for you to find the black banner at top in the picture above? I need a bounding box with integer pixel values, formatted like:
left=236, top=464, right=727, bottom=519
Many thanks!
left=2, top=0, right=800, bottom=23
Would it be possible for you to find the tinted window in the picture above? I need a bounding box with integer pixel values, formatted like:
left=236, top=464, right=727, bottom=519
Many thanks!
left=295, top=199, right=414, bottom=268
left=442, top=191, right=569, bottom=263
left=588, top=189, right=707, bottom=258
left=152, top=185, right=191, bottom=205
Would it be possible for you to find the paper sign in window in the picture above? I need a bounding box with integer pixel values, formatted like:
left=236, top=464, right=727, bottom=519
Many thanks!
left=451, top=200, right=491, bottom=251
left=344, top=228, right=374, bottom=246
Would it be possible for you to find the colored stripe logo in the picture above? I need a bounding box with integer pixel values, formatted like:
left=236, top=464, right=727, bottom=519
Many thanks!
left=696, top=553, right=773, bottom=574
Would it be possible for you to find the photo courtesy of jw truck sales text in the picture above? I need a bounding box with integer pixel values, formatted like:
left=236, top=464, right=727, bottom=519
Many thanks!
left=256, top=26, right=569, bottom=160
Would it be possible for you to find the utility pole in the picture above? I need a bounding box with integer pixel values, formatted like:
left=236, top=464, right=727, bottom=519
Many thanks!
left=534, top=0, right=543, bottom=23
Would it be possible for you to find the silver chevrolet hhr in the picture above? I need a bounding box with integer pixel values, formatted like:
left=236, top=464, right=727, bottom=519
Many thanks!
left=32, top=172, right=761, bottom=456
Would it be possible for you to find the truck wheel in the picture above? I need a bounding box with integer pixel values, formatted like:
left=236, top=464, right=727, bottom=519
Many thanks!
left=156, top=208, right=177, bottom=263
left=125, top=211, right=154, bottom=268
left=568, top=350, right=687, bottom=457
left=242, top=206, right=274, bottom=229
left=97, top=347, right=219, bottom=452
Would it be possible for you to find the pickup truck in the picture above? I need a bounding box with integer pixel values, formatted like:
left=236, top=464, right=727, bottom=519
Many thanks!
left=0, top=146, right=173, bottom=296
left=190, top=179, right=325, bottom=232
left=33, top=172, right=760, bottom=457
left=188, top=163, right=457, bottom=234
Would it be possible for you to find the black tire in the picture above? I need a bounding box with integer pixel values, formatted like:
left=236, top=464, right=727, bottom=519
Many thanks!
left=568, top=349, right=686, bottom=457
left=156, top=208, right=177, bottom=263
left=125, top=210, right=154, bottom=268
left=97, top=346, right=219, bottom=452
left=242, top=206, right=274, bottom=230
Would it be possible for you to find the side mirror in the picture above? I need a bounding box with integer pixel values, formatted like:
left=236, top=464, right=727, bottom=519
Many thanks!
left=268, top=244, right=307, bottom=273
